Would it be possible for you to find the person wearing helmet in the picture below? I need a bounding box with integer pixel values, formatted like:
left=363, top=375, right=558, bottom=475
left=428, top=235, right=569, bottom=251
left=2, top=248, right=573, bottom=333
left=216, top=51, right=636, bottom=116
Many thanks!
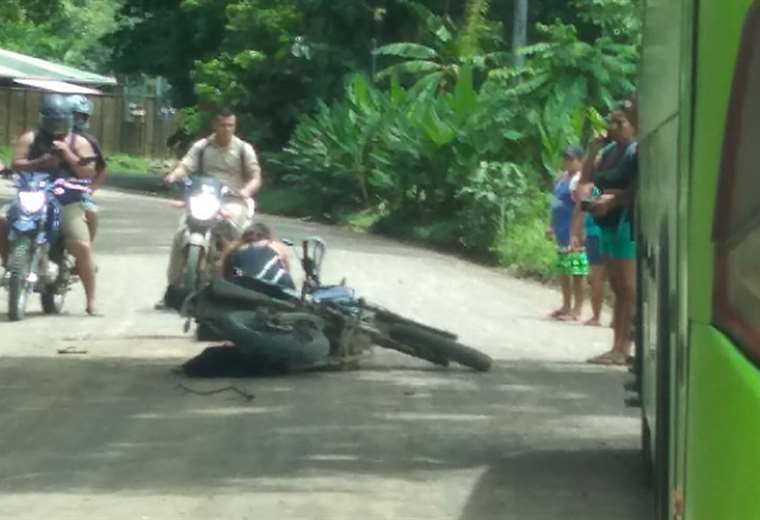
left=68, top=94, right=107, bottom=241
left=0, top=93, right=101, bottom=315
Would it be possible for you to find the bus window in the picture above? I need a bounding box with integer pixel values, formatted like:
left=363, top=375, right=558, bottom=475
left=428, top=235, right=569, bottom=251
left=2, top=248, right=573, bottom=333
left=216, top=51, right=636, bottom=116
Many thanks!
left=714, top=9, right=760, bottom=360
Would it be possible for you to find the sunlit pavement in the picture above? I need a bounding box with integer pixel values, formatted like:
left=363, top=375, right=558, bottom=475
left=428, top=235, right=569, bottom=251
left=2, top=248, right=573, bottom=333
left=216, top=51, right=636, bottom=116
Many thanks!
left=0, top=184, right=652, bottom=519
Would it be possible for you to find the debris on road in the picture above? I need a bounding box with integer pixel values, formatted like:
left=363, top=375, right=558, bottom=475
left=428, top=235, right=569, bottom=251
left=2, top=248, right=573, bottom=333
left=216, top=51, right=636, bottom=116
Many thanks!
left=176, top=383, right=255, bottom=402
left=57, top=346, right=89, bottom=355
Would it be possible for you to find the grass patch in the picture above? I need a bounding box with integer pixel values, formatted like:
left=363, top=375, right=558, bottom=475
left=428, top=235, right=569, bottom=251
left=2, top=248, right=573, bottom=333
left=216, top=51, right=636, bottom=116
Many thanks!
left=495, top=218, right=557, bottom=281
left=0, top=146, right=158, bottom=175
left=1, top=146, right=11, bottom=166
left=344, top=207, right=385, bottom=231
left=105, top=153, right=153, bottom=174
left=256, top=184, right=322, bottom=219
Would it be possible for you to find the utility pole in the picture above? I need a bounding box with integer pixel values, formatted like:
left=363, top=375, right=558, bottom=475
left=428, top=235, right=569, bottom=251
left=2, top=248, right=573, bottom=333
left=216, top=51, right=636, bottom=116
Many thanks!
left=512, top=0, right=528, bottom=67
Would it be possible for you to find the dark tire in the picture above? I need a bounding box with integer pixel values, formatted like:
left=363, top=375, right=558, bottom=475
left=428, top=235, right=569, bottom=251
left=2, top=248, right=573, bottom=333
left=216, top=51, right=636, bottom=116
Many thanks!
left=7, top=237, right=32, bottom=321
left=371, top=307, right=458, bottom=340
left=388, top=324, right=492, bottom=372
left=221, top=310, right=330, bottom=369
left=642, top=416, right=653, bottom=487
left=183, top=245, right=204, bottom=292
left=196, top=321, right=225, bottom=341
left=653, top=227, right=671, bottom=520
left=8, top=273, right=28, bottom=321
left=41, top=288, right=66, bottom=314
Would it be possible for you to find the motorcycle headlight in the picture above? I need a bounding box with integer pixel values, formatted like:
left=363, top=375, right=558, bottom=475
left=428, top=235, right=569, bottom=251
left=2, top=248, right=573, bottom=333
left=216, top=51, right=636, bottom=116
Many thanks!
left=189, top=193, right=221, bottom=221
left=18, top=191, right=46, bottom=214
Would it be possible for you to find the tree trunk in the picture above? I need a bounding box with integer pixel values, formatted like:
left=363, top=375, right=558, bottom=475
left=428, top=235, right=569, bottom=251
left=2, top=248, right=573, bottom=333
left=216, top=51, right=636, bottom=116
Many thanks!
left=512, top=0, right=528, bottom=67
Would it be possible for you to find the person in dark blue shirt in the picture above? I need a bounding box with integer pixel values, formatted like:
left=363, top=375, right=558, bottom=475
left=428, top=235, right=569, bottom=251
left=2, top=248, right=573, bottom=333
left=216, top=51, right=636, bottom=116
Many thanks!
left=221, top=223, right=295, bottom=292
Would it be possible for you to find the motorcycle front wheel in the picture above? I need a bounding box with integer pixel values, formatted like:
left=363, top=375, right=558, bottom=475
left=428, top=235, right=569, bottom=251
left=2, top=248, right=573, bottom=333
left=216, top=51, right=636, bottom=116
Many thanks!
left=7, top=237, right=33, bottom=321
left=183, top=245, right=205, bottom=292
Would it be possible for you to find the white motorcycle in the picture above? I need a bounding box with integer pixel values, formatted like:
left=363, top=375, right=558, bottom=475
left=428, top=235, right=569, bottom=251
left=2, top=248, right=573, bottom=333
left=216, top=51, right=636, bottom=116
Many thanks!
left=169, top=175, right=253, bottom=292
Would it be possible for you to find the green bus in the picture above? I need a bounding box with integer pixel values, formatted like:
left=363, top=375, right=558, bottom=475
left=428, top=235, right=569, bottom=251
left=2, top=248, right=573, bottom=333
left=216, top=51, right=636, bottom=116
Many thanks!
left=637, top=0, right=760, bottom=518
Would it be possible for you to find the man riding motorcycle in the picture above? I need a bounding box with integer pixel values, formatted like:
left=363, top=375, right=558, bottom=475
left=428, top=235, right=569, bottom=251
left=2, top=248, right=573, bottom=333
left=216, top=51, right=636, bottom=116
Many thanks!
left=68, top=94, right=107, bottom=242
left=0, top=93, right=100, bottom=315
left=157, top=108, right=263, bottom=308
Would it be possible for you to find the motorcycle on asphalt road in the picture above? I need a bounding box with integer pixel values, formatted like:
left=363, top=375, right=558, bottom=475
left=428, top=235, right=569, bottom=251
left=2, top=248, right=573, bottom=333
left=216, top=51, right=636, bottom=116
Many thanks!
left=180, top=236, right=493, bottom=373
left=1, top=170, right=78, bottom=321
left=168, top=175, right=253, bottom=293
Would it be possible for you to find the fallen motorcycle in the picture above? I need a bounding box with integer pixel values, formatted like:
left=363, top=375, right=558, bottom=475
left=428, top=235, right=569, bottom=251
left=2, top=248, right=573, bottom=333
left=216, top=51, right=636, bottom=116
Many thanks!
left=180, top=236, right=493, bottom=373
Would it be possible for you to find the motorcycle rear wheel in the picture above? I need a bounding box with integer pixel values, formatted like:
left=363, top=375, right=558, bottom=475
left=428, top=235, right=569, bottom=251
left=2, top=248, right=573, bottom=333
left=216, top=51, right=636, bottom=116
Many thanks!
left=388, top=324, right=492, bottom=372
left=41, top=288, right=66, bottom=314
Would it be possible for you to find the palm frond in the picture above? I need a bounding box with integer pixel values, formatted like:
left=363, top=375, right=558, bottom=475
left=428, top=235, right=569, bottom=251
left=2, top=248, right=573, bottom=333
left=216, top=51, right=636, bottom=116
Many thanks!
left=376, top=60, right=443, bottom=81
left=373, top=42, right=438, bottom=60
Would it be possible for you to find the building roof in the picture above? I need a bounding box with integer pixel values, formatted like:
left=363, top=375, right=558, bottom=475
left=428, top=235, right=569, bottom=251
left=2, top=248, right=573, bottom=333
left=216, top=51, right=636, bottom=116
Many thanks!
left=0, top=48, right=116, bottom=86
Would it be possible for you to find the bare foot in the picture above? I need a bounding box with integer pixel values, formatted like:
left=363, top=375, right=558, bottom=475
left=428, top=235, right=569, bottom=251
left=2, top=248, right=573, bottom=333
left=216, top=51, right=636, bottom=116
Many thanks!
left=586, top=350, right=614, bottom=363
left=587, top=351, right=628, bottom=366
left=584, top=317, right=602, bottom=327
left=86, top=304, right=103, bottom=317
left=548, top=308, right=571, bottom=320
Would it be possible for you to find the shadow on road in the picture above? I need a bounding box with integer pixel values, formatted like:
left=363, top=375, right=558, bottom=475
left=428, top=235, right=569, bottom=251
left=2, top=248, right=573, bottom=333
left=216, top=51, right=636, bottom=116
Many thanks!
left=0, top=355, right=652, bottom=518
left=459, top=448, right=653, bottom=520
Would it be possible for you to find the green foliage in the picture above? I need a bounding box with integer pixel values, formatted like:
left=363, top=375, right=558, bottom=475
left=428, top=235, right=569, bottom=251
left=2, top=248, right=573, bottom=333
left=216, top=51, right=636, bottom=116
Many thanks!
left=0, top=0, right=122, bottom=73
left=373, top=0, right=506, bottom=90
left=106, top=153, right=151, bottom=174
left=495, top=208, right=558, bottom=280
left=102, top=0, right=642, bottom=277
left=274, top=66, right=539, bottom=257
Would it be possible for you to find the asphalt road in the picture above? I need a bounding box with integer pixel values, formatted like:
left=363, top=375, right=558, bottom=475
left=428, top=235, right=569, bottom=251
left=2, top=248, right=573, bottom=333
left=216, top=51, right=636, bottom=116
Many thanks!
left=0, top=184, right=653, bottom=519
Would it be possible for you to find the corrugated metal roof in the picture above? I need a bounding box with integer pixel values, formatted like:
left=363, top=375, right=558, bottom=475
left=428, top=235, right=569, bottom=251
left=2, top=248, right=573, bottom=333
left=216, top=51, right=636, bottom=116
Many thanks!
left=14, top=79, right=103, bottom=94
left=0, top=48, right=116, bottom=85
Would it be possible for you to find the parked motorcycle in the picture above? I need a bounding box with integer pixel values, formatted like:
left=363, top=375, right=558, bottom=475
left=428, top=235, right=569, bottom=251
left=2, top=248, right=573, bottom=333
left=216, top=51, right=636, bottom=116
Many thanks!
left=1, top=171, right=77, bottom=321
left=181, top=236, right=493, bottom=372
left=169, top=176, right=252, bottom=292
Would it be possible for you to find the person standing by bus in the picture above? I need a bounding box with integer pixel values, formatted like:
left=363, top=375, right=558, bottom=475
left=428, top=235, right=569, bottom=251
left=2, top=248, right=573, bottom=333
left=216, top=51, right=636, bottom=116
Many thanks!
left=575, top=99, right=638, bottom=365
left=546, top=146, right=589, bottom=321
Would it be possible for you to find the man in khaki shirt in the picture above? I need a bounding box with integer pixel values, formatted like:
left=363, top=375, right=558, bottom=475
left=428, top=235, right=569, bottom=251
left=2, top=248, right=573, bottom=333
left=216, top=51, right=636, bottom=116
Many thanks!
left=160, top=109, right=263, bottom=297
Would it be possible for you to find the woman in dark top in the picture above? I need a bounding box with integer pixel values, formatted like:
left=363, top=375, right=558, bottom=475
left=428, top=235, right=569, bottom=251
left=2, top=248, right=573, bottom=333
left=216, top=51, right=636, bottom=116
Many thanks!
left=574, top=99, right=638, bottom=365
left=221, top=223, right=295, bottom=292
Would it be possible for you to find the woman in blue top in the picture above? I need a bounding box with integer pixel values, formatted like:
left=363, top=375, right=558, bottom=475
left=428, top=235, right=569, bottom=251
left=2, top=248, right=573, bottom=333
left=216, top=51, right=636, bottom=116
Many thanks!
left=547, top=146, right=589, bottom=321
left=574, top=99, right=638, bottom=365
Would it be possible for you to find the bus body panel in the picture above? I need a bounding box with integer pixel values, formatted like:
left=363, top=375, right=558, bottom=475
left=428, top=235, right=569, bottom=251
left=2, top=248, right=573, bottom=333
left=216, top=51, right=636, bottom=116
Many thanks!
left=639, top=1, right=692, bottom=514
left=685, top=325, right=760, bottom=520
left=689, top=0, right=751, bottom=323
left=641, top=0, right=760, bottom=518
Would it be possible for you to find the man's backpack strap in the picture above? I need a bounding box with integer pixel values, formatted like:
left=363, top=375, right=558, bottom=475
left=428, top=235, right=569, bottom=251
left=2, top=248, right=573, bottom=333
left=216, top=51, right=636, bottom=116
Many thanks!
left=196, top=138, right=210, bottom=175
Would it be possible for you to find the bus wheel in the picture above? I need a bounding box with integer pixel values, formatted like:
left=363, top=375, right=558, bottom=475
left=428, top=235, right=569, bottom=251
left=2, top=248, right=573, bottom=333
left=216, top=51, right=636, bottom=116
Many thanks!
left=642, top=416, right=653, bottom=487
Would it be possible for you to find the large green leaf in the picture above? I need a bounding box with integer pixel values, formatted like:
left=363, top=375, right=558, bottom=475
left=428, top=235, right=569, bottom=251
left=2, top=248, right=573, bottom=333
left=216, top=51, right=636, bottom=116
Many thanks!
left=389, top=72, right=407, bottom=106
left=452, top=64, right=477, bottom=124
left=376, top=60, right=442, bottom=80
left=373, top=42, right=438, bottom=60
left=420, top=105, right=456, bottom=147
left=350, top=74, right=372, bottom=113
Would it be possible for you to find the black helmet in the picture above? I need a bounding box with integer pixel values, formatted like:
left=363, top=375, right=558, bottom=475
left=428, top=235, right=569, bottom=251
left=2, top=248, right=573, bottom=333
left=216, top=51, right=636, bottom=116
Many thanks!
left=39, top=93, right=73, bottom=136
